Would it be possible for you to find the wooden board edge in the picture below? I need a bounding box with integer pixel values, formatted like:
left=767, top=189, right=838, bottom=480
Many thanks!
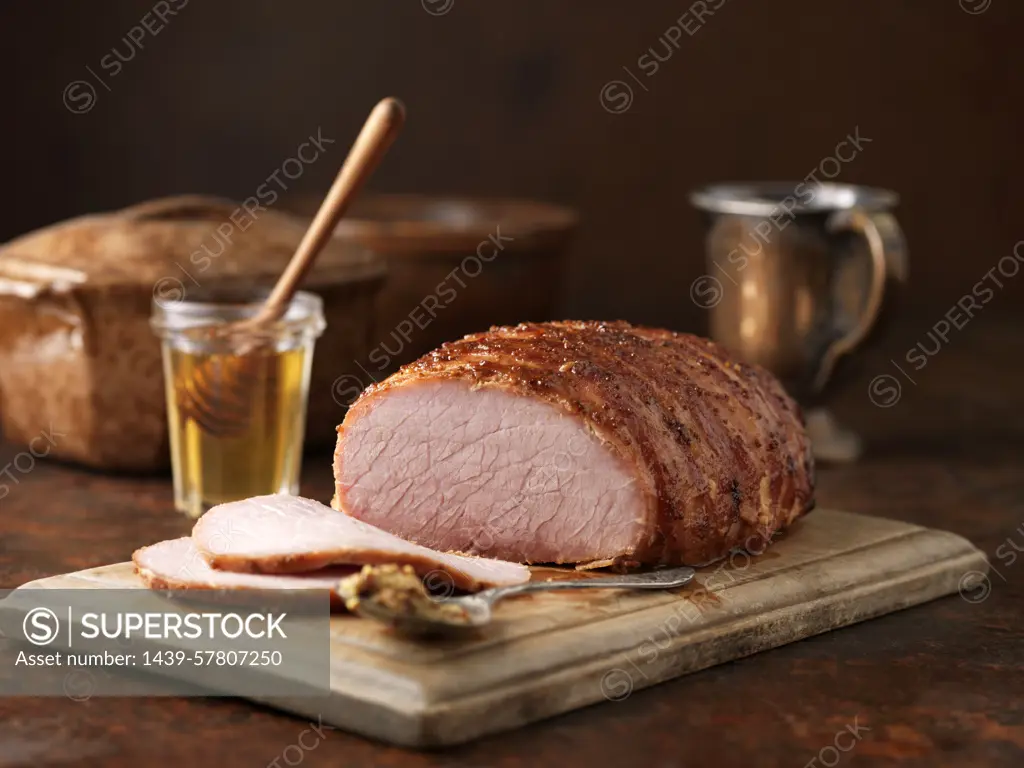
left=376, top=532, right=987, bottom=746
left=322, top=526, right=982, bottom=709
left=16, top=572, right=131, bottom=590
left=7, top=523, right=990, bottom=750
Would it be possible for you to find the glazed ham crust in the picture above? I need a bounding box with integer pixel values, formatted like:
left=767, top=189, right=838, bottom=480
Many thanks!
left=335, top=320, right=815, bottom=566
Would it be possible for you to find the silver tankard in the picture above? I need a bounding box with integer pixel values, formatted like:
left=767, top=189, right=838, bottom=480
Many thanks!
left=690, top=182, right=907, bottom=405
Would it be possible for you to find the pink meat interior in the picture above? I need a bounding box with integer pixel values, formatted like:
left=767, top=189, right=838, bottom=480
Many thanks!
left=336, top=380, right=647, bottom=563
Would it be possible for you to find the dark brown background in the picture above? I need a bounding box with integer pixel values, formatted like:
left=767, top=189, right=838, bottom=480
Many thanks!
left=1, top=0, right=1022, bottom=331
left=1, top=5, right=1024, bottom=763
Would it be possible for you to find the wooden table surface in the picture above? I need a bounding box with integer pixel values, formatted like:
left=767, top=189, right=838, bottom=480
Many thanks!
left=0, top=311, right=1022, bottom=768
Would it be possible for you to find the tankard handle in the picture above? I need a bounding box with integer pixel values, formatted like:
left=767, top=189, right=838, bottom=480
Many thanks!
left=814, top=209, right=907, bottom=392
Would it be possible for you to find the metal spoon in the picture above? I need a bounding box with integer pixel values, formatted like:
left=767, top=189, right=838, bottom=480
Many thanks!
left=349, top=567, right=696, bottom=637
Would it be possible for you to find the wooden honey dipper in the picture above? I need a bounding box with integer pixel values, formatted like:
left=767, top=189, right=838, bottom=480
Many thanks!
left=176, top=97, right=406, bottom=437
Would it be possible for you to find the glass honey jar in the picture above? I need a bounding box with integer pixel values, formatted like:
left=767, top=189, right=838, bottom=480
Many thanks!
left=151, top=289, right=325, bottom=518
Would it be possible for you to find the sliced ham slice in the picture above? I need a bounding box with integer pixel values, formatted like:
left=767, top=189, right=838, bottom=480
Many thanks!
left=191, top=494, right=530, bottom=590
left=133, top=537, right=354, bottom=604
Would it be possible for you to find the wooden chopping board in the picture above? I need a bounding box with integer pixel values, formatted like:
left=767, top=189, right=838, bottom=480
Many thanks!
left=15, top=509, right=987, bottom=747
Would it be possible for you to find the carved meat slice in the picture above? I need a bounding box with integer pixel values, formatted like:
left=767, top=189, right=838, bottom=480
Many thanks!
left=133, top=537, right=354, bottom=594
left=191, top=494, right=530, bottom=590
